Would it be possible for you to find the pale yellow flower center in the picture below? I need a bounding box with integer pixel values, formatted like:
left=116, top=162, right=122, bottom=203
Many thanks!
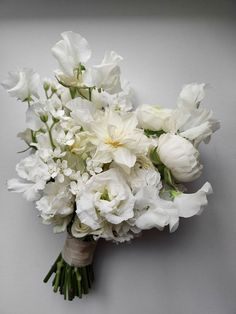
left=105, top=137, right=124, bottom=148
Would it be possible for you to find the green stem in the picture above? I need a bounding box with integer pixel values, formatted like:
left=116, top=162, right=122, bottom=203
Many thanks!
left=45, top=122, right=56, bottom=149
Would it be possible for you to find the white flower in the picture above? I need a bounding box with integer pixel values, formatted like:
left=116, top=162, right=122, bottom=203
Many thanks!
left=52, top=31, right=91, bottom=77
left=166, top=83, right=220, bottom=146
left=178, top=83, right=206, bottom=109
left=135, top=182, right=212, bottom=232
left=7, top=153, right=51, bottom=201
left=76, top=168, right=135, bottom=229
left=47, top=159, right=72, bottom=183
left=173, top=182, right=213, bottom=218
left=136, top=104, right=172, bottom=131
left=36, top=180, right=74, bottom=230
left=135, top=186, right=177, bottom=230
left=1, top=68, right=40, bottom=101
left=91, top=79, right=134, bottom=112
left=56, top=129, right=74, bottom=147
left=66, top=97, right=97, bottom=130
left=89, top=109, right=151, bottom=171
left=157, top=133, right=202, bottom=182
left=127, top=163, right=162, bottom=193
left=84, top=51, right=123, bottom=94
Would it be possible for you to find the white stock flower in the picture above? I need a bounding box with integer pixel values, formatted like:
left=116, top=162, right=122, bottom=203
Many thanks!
left=76, top=168, right=135, bottom=229
left=52, top=31, right=91, bottom=77
left=136, top=104, right=172, bottom=131
left=127, top=163, right=162, bottom=193
left=36, top=180, right=74, bottom=230
left=84, top=51, right=123, bottom=94
left=2, top=68, right=40, bottom=101
left=157, top=133, right=202, bottom=182
left=89, top=109, right=151, bottom=171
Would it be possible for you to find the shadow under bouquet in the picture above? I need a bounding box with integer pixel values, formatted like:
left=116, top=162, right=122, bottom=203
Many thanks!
left=2, top=31, right=220, bottom=301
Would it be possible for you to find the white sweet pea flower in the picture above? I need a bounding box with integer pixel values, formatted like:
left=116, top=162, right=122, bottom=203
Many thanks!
left=135, top=186, right=177, bottom=230
left=178, top=83, right=206, bottom=109
left=89, top=109, right=151, bottom=171
left=76, top=168, right=135, bottom=229
left=157, top=133, right=202, bottom=182
left=1, top=68, right=40, bottom=101
left=7, top=153, right=51, bottom=201
left=84, top=51, right=123, bottom=94
left=166, top=83, right=220, bottom=146
left=52, top=31, right=91, bottom=77
left=136, top=104, right=172, bottom=131
left=173, top=182, right=213, bottom=218
left=135, top=182, right=212, bottom=232
left=36, top=180, right=74, bottom=231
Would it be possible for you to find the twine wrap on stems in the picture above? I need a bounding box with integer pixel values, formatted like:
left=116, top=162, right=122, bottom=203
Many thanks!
left=62, top=234, right=97, bottom=267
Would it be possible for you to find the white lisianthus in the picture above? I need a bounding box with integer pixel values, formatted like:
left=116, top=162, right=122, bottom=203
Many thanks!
left=76, top=168, right=135, bottom=229
left=84, top=51, right=123, bottom=94
left=136, top=104, right=172, bottom=131
left=89, top=109, right=151, bottom=171
left=1, top=68, right=40, bottom=101
left=157, top=133, right=202, bottom=182
left=52, top=31, right=91, bottom=77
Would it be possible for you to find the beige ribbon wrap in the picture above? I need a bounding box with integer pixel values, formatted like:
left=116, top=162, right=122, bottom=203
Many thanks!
left=62, top=234, right=97, bottom=267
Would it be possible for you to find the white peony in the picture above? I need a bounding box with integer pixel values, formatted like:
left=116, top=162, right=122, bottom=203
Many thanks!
left=136, top=104, right=172, bottom=131
left=1, top=68, right=40, bottom=101
left=52, top=31, right=91, bottom=77
left=76, top=168, right=135, bottom=229
left=157, top=133, right=202, bottom=182
left=84, top=51, right=123, bottom=94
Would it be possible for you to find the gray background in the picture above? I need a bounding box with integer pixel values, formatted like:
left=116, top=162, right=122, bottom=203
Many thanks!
left=0, top=1, right=236, bottom=313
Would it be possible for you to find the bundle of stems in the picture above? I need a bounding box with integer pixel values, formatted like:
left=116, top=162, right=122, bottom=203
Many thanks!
left=43, top=252, right=95, bottom=301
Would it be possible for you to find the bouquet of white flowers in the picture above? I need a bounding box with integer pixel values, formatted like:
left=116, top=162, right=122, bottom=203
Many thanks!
left=2, top=31, right=220, bottom=301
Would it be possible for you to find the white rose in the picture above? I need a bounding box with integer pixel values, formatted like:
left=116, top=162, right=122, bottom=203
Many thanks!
left=52, top=31, right=91, bottom=77
left=1, top=68, right=40, bottom=101
left=76, top=168, right=135, bottom=229
left=157, top=133, right=202, bottom=182
left=136, top=104, right=172, bottom=131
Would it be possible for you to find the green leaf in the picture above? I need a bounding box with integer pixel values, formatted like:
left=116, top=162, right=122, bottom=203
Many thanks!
left=144, top=129, right=166, bottom=138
